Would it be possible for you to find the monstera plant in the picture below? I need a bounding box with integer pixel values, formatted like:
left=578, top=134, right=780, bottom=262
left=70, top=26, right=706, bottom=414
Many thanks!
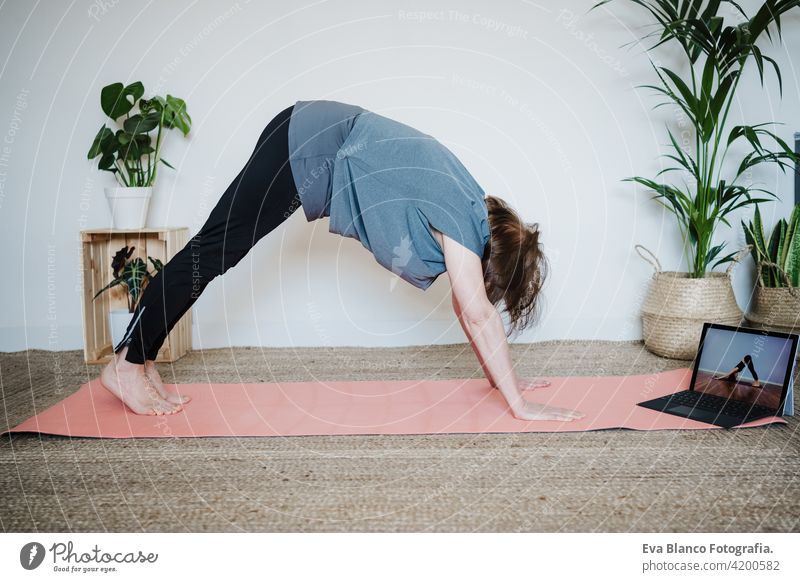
left=88, top=81, right=191, bottom=228
left=88, top=81, right=191, bottom=187
left=595, top=0, right=799, bottom=278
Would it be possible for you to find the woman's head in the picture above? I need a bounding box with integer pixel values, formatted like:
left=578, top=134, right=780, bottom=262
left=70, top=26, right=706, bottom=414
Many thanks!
left=482, top=195, right=548, bottom=336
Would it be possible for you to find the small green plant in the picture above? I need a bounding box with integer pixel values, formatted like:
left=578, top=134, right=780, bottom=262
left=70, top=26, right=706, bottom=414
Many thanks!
left=743, top=204, right=800, bottom=287
left=594, top=0, right=800, bottom=278
left=93, top=246, right=163, bottom=313
left=88, top=81, right=191, bottom=187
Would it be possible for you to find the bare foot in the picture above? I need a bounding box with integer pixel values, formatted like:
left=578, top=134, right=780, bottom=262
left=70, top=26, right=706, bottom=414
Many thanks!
left=99, top=347, right=183, bottom=415
left=517, top=378, right=551, bottom=391
left=714, top=370, right=737, bottom=382
left=144, top=361, right=191, bottom=405
left=511, top=400, right=584, bottom=421
left=495, top=378, right=551, bottom=391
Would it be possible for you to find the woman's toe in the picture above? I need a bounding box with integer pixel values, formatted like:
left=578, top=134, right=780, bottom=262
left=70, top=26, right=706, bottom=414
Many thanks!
left=167, top=393, right=191, bottom=405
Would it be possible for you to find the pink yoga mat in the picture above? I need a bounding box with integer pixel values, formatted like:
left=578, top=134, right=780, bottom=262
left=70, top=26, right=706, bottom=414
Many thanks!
left=4, top=368, right=784, bottom=438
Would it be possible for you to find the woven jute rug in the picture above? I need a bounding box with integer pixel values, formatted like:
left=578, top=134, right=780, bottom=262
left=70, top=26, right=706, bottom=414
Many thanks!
left=1, top=341, right=798, bottom=532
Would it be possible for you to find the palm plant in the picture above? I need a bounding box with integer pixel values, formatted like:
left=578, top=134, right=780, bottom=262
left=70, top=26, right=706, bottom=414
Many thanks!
left=594, top=0, right=800, bottom=277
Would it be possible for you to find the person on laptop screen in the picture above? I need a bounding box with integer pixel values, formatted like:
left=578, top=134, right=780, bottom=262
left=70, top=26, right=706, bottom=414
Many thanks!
left=697, top=337, right=783, bottom=410
left=714, top=354, right=761, bottom=388
left=637, top=323, right=798, bottom=428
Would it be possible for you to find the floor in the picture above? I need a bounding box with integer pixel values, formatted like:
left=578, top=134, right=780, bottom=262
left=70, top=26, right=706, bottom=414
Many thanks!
left=695, top=370, right=783, bottom=410
left=1, top=341, right=798, bottom=532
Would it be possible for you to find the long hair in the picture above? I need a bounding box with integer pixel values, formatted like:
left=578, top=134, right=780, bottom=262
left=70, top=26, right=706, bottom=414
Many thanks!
left=482, top=195, right=548, bottom=336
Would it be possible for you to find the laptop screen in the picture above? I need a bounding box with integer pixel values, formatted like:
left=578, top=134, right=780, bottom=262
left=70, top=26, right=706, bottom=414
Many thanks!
left=692, top=324, right=797, bottom=411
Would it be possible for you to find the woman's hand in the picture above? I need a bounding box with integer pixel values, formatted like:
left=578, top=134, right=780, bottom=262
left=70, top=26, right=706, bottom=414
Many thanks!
left=439, top=235, right=580, bottom=423
left=516, top=377, right=551, bottom=391
left=510, top=399, right=584, bottom=422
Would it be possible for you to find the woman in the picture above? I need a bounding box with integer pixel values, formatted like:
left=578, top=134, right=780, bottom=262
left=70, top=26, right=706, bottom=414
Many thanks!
left=714, top=355, right=761, bottom=388
left=101, top=100, right=583, bottom=422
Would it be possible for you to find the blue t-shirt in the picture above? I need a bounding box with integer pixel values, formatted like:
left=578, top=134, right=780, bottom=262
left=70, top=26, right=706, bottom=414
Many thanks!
left=288, top=100, right=490, bottom=290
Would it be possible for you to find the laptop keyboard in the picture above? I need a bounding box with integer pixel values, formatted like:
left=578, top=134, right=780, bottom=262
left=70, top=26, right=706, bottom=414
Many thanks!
left=665, top=390, right=775, bottom=418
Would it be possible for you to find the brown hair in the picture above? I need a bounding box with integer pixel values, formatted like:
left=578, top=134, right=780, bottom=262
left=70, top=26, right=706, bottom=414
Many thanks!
left=481, top=195, right=548, bottom=336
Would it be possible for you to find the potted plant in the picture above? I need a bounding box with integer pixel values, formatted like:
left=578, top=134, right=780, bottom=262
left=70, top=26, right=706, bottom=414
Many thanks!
left=742, top=204, right=800, bottom=332
left=595, top=0, right=800, bottom=358
left=88, top=81, right=191, bottom=229
left=93, top=246, right=163, bottom=347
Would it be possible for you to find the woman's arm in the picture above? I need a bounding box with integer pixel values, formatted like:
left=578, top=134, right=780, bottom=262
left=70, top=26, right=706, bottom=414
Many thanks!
left=440, top=233, right=583, bottom=421
left=453, top=295, right=551, bottom=391
left=450, top=293, right=493, bottom=381
left=452, top=295, right=550, bottom=391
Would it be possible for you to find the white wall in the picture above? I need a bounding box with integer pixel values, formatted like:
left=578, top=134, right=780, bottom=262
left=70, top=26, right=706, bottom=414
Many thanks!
left=0, top=0, right=798, bottom=351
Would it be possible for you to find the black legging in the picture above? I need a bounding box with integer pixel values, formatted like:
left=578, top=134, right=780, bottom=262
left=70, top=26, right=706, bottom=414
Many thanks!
left=115, top=104, right=300, bottom=364
left=729, top=355, right=760, bottom=383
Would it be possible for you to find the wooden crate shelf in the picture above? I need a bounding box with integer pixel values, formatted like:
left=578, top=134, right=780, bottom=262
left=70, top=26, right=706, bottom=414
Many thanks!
left=80, top=227, right=191, bottom=364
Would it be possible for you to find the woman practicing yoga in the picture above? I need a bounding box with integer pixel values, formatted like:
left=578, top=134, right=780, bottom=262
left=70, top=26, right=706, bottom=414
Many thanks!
left=101, top=100, right=584, bottom=422
left=714, top=355, right=762, bottom=388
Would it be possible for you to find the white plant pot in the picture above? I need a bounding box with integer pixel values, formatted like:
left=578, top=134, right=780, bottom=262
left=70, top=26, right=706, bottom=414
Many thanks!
left=105, top=186, right=152, bottom=229
left=109, top=309, right=133, bottom=349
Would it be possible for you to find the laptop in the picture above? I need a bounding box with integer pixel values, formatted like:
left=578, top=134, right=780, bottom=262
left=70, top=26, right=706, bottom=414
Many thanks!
left=638, top=322, right=799, bottom=428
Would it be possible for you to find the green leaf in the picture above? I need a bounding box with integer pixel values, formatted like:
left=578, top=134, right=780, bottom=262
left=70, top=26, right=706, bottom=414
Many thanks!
left=751, top=43, right=766, bottom=87
left=138, top=97, right=163, bottom=115
left=764, top=219, right=787, bottom=287
left=159, top=158, right=176, bottom=170
left=762, top=53, right=783, bottom=95
left=708, top=73, right=733, bottom=123
left=705, top=241, right=727, bottom=268
left=88, top=125, right=115, bottom=159
left=744, top=126, right=763, bottom=152
left=121, top=257, right=151, bottom=305
left=727, top=125, right=744, bottom=146
left=700, top=53, right=715, bottom=107
left=786, top=204, right=800, bottom=253
left=163, top=94, right=192, bottom=136
left=660, top=66, right=698, bottom=113
left=148, top=256, right=164, bottom=272
left=666, top=129, right=699, bottom=176
left=100, top=81, right=144, bottom=120
left=626, top=176, right=693, bottom=223
left=87, top=252, right=160, bottom=300
left=767, top=218, right=785, bottom=264
left=98, top=152, right=117, bottom=172
left=742, top=218, right=756, bottom=251
left=721, top=197, right=773, bottom=218
left=743, top=217, right=771, bottom=285
left=92, top=276, right=124, bottom=300
left=711, top=250, right=738, bottom=270
left=123, top=111, right=160, bottom=135
left=117, top=134, right=152, bottom=161
left=751, top=206, right=769, bottom=258
left=785, top=205, right=800, bottom=286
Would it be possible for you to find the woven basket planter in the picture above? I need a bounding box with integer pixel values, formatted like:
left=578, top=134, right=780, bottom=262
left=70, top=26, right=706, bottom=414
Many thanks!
left=745, top=260, right=800, bottom=333
left=635, top=245, right=749, bottom=359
